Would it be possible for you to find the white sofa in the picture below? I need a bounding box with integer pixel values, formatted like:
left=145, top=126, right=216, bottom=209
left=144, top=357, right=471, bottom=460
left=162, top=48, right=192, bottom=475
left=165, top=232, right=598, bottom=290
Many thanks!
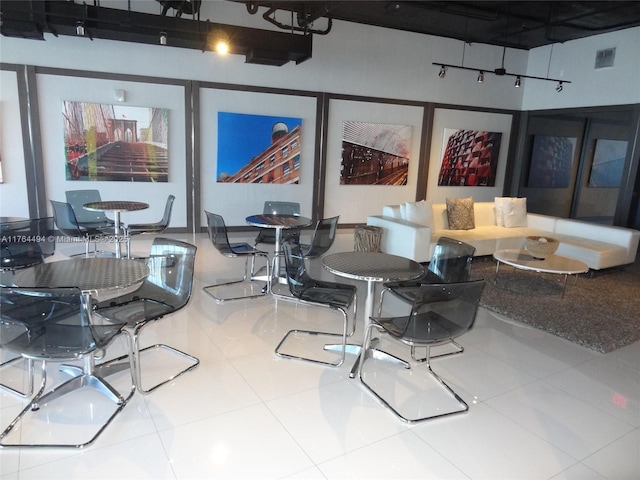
left=366, top=200, right=640, bottom=270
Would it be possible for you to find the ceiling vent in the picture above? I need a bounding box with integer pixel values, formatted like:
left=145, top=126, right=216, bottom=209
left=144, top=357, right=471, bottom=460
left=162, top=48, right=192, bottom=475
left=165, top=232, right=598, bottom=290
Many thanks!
left=595, top=48, right=616, bottom=69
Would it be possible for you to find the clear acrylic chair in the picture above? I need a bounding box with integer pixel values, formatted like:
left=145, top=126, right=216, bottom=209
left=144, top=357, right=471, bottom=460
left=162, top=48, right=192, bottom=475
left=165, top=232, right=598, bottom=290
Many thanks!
left=254, top=200, right=301, bottom=247
left=202, top=211, right=271, bottom=303
left=125, top=194, right=175, bottom=257
left=50, top=200, right=110, bottom=257
left=358, top=280, right=485, bottom=423
left=378, top=236, right=476, bottom=360
left=297, top=215, right=339, bottom=259
left=93, top=237, right=199, bottom=394
left=0, top=286, right=131, bottom=447
left=65, top=189, right=115, bottom=230
left=274, top=238, right=357, bottom=367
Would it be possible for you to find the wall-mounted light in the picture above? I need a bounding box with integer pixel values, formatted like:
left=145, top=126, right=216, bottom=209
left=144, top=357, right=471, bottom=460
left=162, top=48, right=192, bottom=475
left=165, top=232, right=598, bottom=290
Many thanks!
left=556, top=81, right=564, bottom=92
left=477, top=71, right=484, bottom=83
left=160, top=31, right=167, bottom=45
left=114, top=89, right=126, bottom=102
left=76, top=21, right=85, bottom=36
left=515, top=76, right=521, bottom=88
left=438, top=65, right=446, bottom=79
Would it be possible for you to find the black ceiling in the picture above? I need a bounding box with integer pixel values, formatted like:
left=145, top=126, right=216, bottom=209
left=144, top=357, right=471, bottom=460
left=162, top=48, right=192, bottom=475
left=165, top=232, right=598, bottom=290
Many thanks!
left=235, top=1, right=640, bottom=50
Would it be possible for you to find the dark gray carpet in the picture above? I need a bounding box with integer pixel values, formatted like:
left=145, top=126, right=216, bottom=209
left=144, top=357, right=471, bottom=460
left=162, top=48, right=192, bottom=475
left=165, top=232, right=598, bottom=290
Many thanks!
left=469, top=256, right=640, bottom=353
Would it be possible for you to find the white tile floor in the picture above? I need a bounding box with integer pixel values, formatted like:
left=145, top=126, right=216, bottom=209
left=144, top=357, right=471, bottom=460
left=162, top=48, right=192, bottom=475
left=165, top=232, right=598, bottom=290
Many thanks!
left=1, top=231, right=638, bottom=479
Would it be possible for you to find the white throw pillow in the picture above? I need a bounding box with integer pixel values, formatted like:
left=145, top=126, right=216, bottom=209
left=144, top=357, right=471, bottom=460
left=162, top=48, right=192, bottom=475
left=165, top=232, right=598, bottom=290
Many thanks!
left=383, top=205, right=402, bottom=219
left=404, top=200, right=433, bottom=227
left=495, top=197, right=506, bottom=227
left=503, top=197, right=527, bottom=228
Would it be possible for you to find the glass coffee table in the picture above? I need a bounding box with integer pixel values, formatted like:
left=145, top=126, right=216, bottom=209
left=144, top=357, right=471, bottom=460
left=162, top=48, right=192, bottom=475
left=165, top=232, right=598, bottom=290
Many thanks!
left=493, top=249, right=589, bottom=297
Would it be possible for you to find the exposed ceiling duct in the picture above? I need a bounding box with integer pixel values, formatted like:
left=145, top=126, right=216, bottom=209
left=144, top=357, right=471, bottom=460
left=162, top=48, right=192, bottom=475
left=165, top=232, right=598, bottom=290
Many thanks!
left=0, top=0, right=313, bottom=66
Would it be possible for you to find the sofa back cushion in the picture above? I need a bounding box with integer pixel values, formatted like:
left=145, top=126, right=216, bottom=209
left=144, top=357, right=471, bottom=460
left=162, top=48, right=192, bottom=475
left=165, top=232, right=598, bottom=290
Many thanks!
left=404, top=200, right=433, bottom=227
left=382, top=205, right=402, bottom=219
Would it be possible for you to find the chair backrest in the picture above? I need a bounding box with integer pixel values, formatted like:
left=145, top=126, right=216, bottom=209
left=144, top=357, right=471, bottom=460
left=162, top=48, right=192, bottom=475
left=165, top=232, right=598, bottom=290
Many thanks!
left=94, top=238, right=197, bottom=323
left=401, top=280, right=485, bottom=344
left=427, top=237, right=476, bottom=282
left=282, top=239, right=313, bottom=298
left=50, top=200, right=83, bottom=237
left=158, top=195, right=175, bottom=228
left=0, top=217, right=55, bottom=271
left=65, top=189, right=110, bottom=225
left=147, top=237, right=197, bottom=307
left=204, top=211, right=233, bottom=254
left=302, top=216, right=339, bottom=258
left=263, top=201, right=300, bottom=216
left=0, top=286, right=124, bottom=359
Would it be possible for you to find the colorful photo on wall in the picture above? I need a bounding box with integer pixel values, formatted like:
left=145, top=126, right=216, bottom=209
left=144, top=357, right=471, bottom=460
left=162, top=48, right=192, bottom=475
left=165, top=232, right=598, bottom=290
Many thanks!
left=588, top=139, right=628, bottom=188
left=63, top=101, right=168, bottom=182
left=340, top=121, right=412, bottom=185
left=438, top=129, right=502, bottom=187
left=527, top=135, right=577, bottom=188
left=217, top=112, right=302, bottom=184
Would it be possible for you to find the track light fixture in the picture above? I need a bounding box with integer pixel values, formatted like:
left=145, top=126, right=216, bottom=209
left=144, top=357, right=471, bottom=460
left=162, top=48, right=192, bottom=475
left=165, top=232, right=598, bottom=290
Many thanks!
left=438, top=65, right=446, bottom=78
left=159, top=31, right=167, bottom=45
left=76, top=21, right=85, bottom=36
left=433, top=62, right=570, bottom=92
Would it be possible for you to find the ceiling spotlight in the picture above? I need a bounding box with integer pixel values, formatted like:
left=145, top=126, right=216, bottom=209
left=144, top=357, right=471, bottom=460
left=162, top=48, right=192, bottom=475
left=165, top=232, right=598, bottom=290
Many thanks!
left=215, top=40, right=230, bottom=55
left=438, top=65, right=446, bottom=79
left=477, top=71, right=484, bottom=83
left=556, top=81, right=563, bottom=92
left=160, top=31, right=167, bottom=45
left=515, top=76, right=521, bottom=88
left=76, top=21, right=85, bottom=36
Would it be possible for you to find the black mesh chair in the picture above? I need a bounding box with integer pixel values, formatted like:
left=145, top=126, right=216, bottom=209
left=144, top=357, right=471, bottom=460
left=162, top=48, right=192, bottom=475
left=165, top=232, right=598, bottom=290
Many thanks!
left=358, top=280, right=485, bottom=423
left=0, top=287, right=130, bottom=447
left=274, top=238, right=357, bottom=367
left=297, top=215, right=339, bottom=259
left=378, top=237, right=476, bottom=360
left=50, top=200, right=109, bottom=257
left=254, top=201, right=300, bottom=247
left=93, top=237, right=199, bottom=394
left=125, top=194, right=175, bottom=258
left=65, top=189, right=115, bottom=230
left=202, top=211, right=271, bottom=303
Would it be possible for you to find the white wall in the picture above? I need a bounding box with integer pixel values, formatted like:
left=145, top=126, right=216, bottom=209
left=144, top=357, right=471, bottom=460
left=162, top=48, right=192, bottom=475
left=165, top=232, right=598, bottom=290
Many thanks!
left=522, top=27, right=640, bottom=110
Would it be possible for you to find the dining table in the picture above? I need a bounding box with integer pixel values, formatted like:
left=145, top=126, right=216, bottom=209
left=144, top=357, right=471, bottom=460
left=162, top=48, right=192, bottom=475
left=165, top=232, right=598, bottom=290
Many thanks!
left=322, top=251, right=424, bottom=377
left=83, top=201, right=149, bottom=258
left=246, top=213, right=312, bottom=288
left=12, top=256, right=149, bottom=302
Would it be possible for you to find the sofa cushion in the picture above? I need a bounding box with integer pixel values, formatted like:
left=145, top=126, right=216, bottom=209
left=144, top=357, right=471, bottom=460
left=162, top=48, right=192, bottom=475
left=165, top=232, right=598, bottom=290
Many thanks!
left=446, top=197, right=475, bottom=230
left=404, top=200, right=433, bottom=227
left=503, top=197, right=528, bottom=228
left=382, top=205, right=402, bottom=219
left=495, top=197, right=506, bottom=226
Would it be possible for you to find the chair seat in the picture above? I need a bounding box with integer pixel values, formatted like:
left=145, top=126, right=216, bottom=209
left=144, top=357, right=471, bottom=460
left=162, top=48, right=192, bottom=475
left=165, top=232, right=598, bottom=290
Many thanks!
left=298, top=284, right=356, bottom=309
left=374, top=311, right=468, bottom=345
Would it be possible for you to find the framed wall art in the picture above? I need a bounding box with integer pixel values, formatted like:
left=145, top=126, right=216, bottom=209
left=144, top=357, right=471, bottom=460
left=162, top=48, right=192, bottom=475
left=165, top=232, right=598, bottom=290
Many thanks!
left=437, top=128, right=502, bottom=187
left=588, top=139, right=627, bottom=188
left=63, top=101, right=169, bottom=182
left=216, top=112, right=303, bottom=184
left=340, top=121, right=412, bottom=186
left=527, top=135, right=577, bottom=188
